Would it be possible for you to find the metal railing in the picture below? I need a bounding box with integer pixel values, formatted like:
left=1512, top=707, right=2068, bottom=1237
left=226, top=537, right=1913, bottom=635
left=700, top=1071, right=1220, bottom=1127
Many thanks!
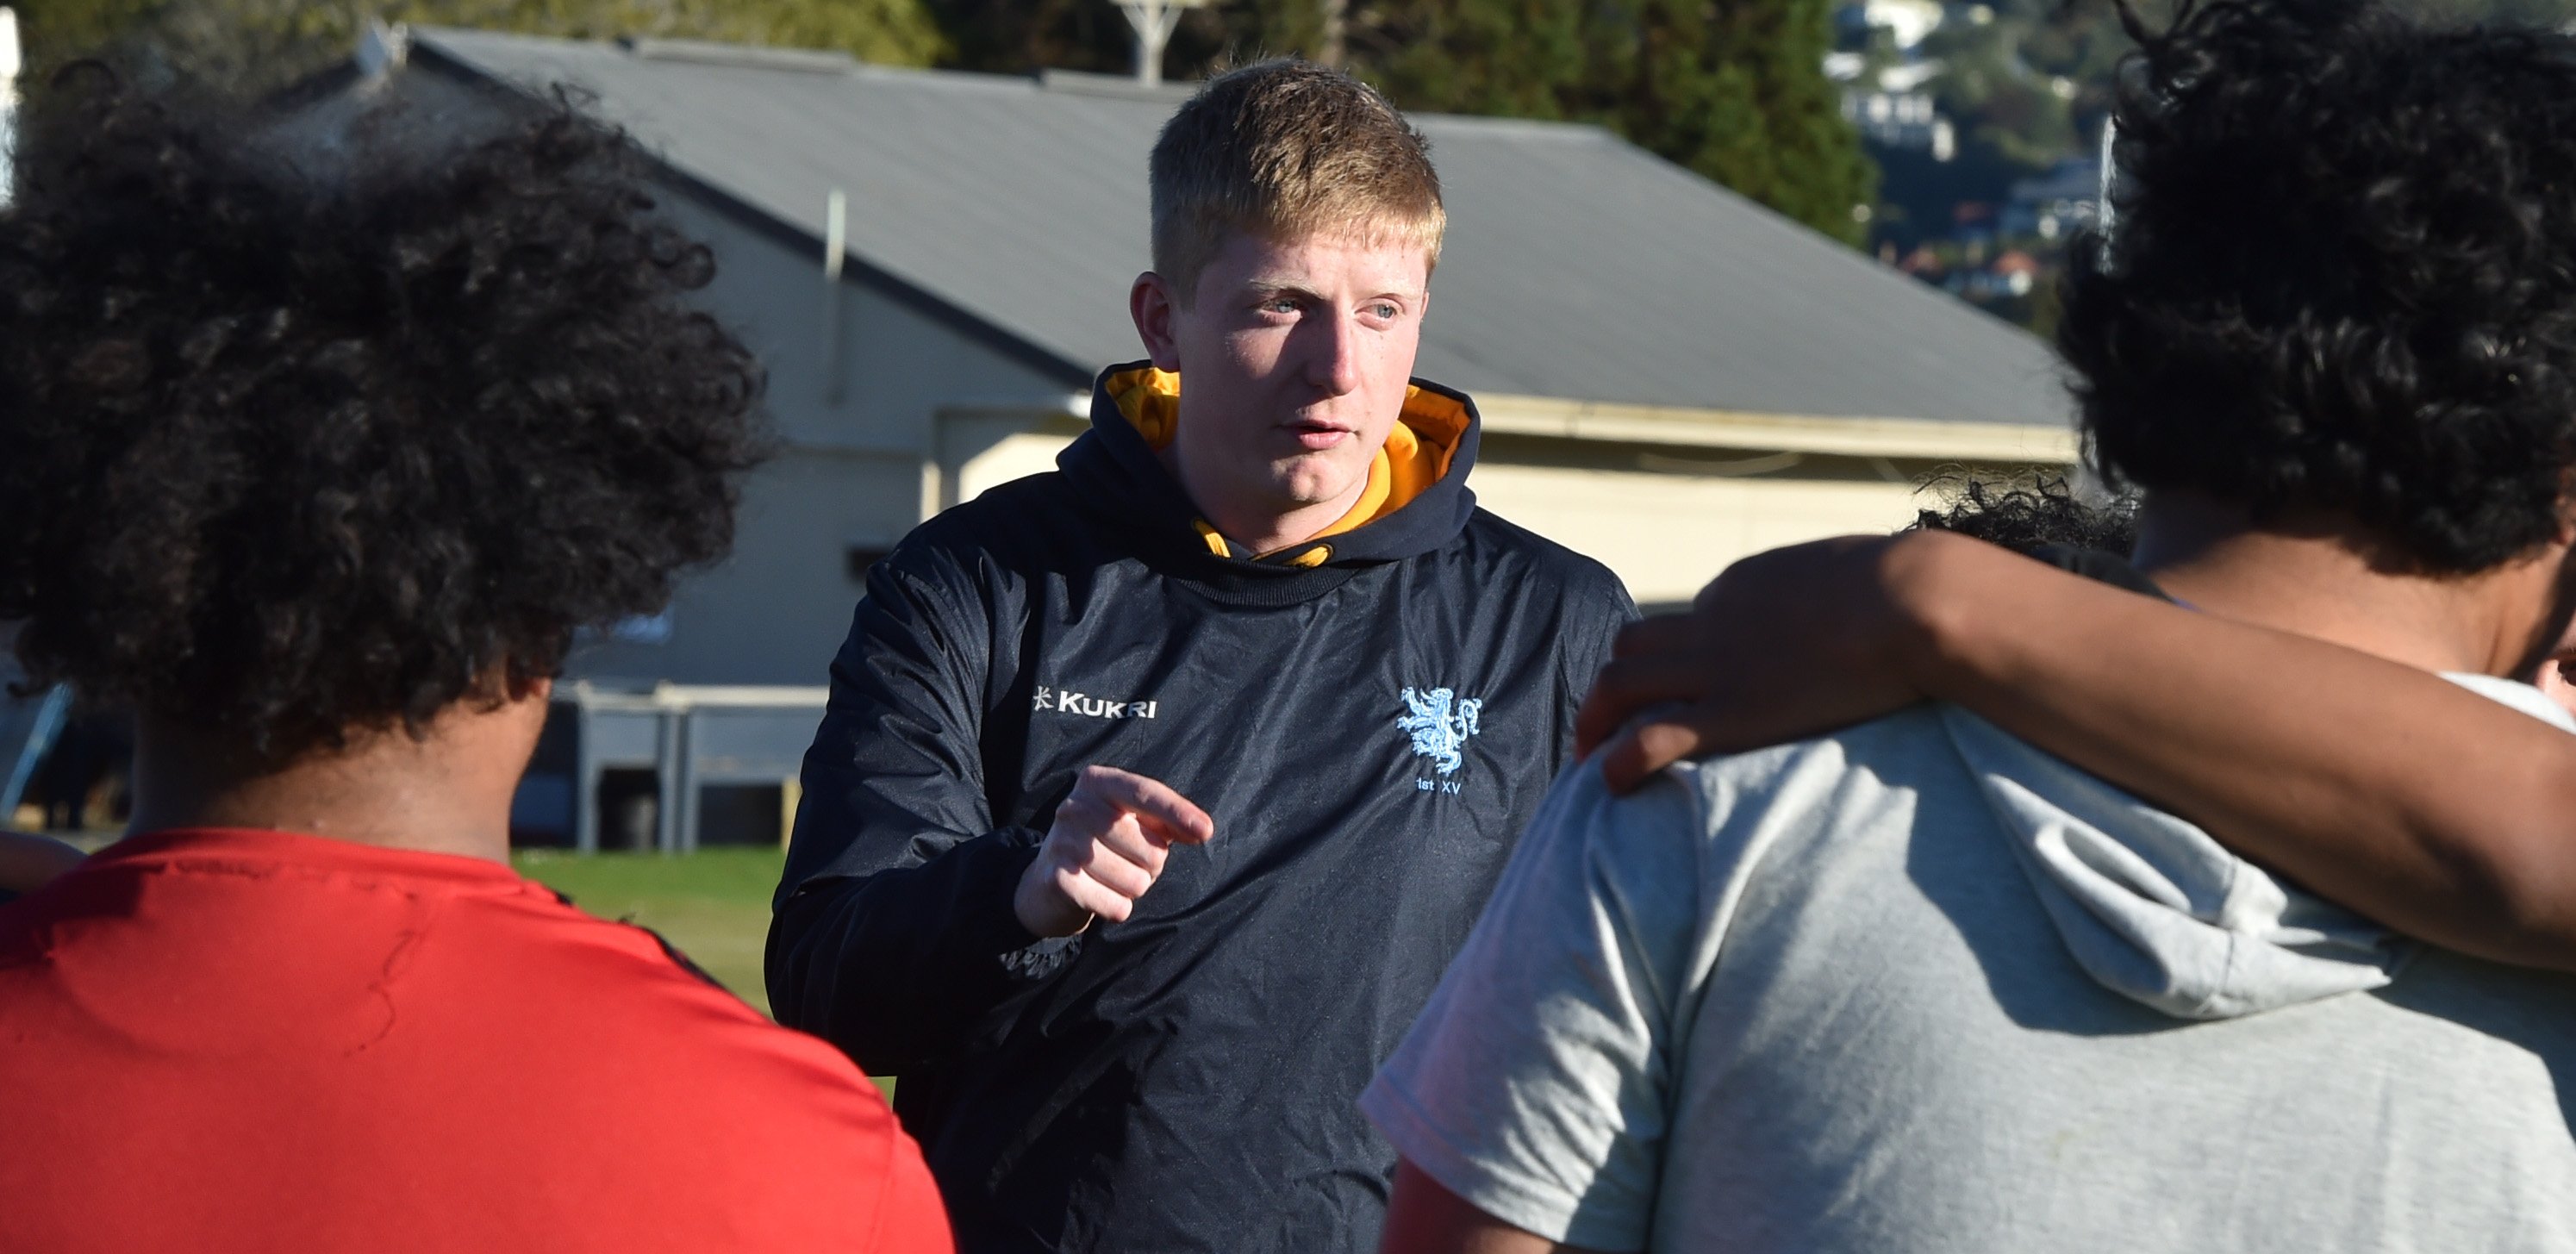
left=0, top=683, right=71, bottom=819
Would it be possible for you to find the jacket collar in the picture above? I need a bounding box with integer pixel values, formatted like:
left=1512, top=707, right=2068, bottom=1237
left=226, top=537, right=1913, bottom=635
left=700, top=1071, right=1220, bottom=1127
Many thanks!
left=1057, top=360, right=1482, bottom=579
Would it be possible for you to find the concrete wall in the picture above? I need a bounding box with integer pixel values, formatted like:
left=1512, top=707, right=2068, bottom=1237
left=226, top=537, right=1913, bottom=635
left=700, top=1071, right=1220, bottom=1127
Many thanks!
left=1470, top=435, right=1984, bottom=608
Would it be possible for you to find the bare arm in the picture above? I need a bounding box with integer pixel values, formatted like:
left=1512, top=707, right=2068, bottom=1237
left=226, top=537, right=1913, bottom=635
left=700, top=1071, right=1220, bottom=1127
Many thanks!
left=1578, top=530, right=2576, bottom=971
left=1379, top=1162, right=1614, bottom=1254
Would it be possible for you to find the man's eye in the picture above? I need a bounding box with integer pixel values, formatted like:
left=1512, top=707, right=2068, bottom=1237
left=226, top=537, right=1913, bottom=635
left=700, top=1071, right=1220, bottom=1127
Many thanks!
left=1370, top=303, right=1401, bottom=320
left=1262, top=298, right=1300, bottom=315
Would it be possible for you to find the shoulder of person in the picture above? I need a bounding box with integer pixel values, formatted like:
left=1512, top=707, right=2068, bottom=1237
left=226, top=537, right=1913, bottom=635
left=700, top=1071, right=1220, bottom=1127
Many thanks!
left=467, top=886, right=898, bottom=1105
left=1511, top=714, right=1955, bottom=927
left=883, top=471, right=1085, bottom=570
left=481, top=901, right=939, bottom=1249
left=1459, top=508, right=1629, bottom=603
left=1676, top=703, right=1959, bottom=820
left=863, top=471, right=1093, bottom=605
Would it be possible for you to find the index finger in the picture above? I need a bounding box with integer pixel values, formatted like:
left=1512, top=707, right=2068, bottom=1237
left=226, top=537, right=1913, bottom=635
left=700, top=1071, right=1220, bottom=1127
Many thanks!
left=1078, top=765, right=1216, bottom=845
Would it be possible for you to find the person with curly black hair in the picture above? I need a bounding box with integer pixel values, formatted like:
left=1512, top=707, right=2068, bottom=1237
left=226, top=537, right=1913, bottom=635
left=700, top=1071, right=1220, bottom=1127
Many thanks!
left=1374, top=2, right=2576, bottom=1249
left=0, top=72, right=951, bottom=1251
left=1584, top=0, right=2576, bottom=968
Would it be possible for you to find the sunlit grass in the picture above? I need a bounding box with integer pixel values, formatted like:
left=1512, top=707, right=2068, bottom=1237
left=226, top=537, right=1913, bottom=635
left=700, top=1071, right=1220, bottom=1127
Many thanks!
left=513, top=846, right=783, bottom=1016
left=509, top=846, right=898, bottom=1100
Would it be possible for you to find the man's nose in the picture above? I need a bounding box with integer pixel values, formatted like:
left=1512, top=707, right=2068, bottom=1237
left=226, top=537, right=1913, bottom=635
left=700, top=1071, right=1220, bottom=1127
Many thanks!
left=1302, top=311, right=1364, bottom=396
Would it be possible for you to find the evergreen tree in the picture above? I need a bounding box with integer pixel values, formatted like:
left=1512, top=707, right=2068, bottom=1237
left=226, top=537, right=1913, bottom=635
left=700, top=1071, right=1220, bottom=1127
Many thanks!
left=1588, top=0, right=1875, bottom=245
left=1330, top=0, right=1874, bottom=246
left=1362, top=0, right=1594, bottom=122
left=13, top=0, right=946, bottom=90
left=1306, top=0, right=1879, bottom=246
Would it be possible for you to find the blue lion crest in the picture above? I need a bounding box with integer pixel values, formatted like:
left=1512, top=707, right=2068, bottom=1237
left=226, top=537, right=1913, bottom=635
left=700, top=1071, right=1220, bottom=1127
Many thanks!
left=1397, top=687, right=1483, bottom=776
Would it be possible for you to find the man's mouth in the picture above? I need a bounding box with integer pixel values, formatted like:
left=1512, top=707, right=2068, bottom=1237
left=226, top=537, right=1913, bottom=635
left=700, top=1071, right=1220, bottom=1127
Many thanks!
left=1285, top=419, right=1355, bottom=451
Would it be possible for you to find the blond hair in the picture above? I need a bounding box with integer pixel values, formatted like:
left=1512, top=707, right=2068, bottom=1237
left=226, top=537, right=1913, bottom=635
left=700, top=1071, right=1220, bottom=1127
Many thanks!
left=1149, top=59, right=1445, bottom=302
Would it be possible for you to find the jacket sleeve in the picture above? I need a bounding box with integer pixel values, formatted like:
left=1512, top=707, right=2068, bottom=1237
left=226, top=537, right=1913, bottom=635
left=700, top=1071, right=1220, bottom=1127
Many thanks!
left=1554, top=572, right=1641, bottom=766
left=765, top=545, right=1064, bottom=1076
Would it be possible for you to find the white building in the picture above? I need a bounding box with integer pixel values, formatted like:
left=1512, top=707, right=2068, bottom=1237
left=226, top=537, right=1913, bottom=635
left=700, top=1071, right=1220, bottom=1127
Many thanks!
left=324, top=27, right=2073, bottom=690
left=1827, top=1, right=1956, bottom=160
left=1837, top=0, right=1948, bottom=52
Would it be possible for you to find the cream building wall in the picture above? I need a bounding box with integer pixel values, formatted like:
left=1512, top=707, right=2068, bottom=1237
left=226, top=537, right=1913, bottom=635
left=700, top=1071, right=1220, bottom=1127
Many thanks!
left=935, top=423, right=2072, bottom=610
left=1469, top=448, right=1958, bottom=608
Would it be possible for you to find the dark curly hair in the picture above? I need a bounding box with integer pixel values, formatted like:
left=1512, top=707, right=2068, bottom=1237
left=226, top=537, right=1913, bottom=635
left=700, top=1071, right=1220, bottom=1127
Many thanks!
left=0, top=70, right=769, bottom=761
left=1912, top=473, right=2140, bottom=555
left=2061, top=0, right=2576, bottom=573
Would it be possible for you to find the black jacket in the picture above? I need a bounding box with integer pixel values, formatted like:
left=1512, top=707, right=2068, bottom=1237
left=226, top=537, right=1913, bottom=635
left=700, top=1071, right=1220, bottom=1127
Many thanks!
left=768, top=364, right=1634, bottom=1253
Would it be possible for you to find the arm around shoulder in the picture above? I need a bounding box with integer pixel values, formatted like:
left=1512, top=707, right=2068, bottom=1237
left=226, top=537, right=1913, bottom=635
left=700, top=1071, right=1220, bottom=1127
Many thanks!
left=1882, top=530, right=2576, bottom=970
left=1585, top=530, right=2576, bottom=969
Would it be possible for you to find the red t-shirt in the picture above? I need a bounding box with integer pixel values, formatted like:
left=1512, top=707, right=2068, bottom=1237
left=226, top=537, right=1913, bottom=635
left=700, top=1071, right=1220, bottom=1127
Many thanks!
left=0, top=827, right=952, bottom=1253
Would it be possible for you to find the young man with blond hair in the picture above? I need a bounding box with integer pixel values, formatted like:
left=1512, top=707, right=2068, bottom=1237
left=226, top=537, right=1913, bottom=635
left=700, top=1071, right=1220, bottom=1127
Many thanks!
left=769, top=59, right=1631, bottom=1252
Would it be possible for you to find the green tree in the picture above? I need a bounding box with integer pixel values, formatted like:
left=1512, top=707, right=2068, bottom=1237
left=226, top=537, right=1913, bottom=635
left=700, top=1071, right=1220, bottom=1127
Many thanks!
left=1569, top=0, right=1875, bottom=244
left=1360, top=0, right=1594, bottom=121
left=13, top=0, right=946, bottom=91
left=1325, top=0, right=1878, bottom=246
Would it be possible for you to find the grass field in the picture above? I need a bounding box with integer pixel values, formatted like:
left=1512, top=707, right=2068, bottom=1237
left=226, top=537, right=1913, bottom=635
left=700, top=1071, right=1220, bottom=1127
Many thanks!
left=517, top=848, right=901, bottom=1097
left=513, top=847, right=784, bottom=1017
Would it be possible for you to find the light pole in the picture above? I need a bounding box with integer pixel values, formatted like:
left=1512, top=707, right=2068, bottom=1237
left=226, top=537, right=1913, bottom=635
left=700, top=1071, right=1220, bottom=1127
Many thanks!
left=1114, top=0, right=1207, bottom=87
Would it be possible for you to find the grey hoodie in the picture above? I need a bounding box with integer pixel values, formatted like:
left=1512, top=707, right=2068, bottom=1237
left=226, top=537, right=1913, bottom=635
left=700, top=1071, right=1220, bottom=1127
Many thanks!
left=1365, top=676, right=2576, bottom=1252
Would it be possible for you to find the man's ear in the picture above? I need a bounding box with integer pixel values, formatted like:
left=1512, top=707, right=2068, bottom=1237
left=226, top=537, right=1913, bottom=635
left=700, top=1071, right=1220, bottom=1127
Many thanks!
left=1130, top=271, right=1184, bottom=372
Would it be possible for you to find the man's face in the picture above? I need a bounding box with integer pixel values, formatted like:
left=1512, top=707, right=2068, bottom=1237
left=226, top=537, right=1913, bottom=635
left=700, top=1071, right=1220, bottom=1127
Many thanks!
left=1132, top=229, right=1430, bottom=528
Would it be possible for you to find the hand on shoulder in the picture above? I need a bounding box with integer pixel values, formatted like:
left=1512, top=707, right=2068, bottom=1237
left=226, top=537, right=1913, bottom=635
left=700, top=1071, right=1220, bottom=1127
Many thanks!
left=1576, top=532, right=1998, bottom=791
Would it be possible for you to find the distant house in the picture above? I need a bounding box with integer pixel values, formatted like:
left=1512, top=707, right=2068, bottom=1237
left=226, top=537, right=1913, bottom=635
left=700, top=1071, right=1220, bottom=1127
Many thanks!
left=1825, top=0, right=1956, bottom=161
left=2002, top=154, right=2105, bottom=241
left=319, top=26, right=2073, bottom=689
left=1836, top=75, right=1955, bottom=161
left=1986, top=249, right=2042, bottom=298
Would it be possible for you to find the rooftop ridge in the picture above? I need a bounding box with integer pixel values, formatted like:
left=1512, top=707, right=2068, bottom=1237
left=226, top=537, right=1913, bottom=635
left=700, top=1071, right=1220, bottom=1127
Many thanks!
left=619, top=36, right=854, bottom=74
left=1035, top=67, right=1196, bottom=102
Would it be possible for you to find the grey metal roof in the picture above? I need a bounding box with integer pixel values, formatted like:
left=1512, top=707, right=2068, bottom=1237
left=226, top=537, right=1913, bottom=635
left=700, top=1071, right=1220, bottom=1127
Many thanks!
left=409, top=27, right=2071, bottom=427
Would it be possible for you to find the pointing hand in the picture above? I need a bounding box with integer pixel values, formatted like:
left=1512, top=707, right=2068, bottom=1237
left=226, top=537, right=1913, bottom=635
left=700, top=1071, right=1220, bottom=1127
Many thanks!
left=1014, top=764, right=1215, bottom=939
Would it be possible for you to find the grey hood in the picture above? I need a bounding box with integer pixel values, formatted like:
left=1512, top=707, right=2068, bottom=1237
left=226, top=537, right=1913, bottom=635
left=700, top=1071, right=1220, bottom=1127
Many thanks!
left=1938, top=674, right=2574, bottom=1020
